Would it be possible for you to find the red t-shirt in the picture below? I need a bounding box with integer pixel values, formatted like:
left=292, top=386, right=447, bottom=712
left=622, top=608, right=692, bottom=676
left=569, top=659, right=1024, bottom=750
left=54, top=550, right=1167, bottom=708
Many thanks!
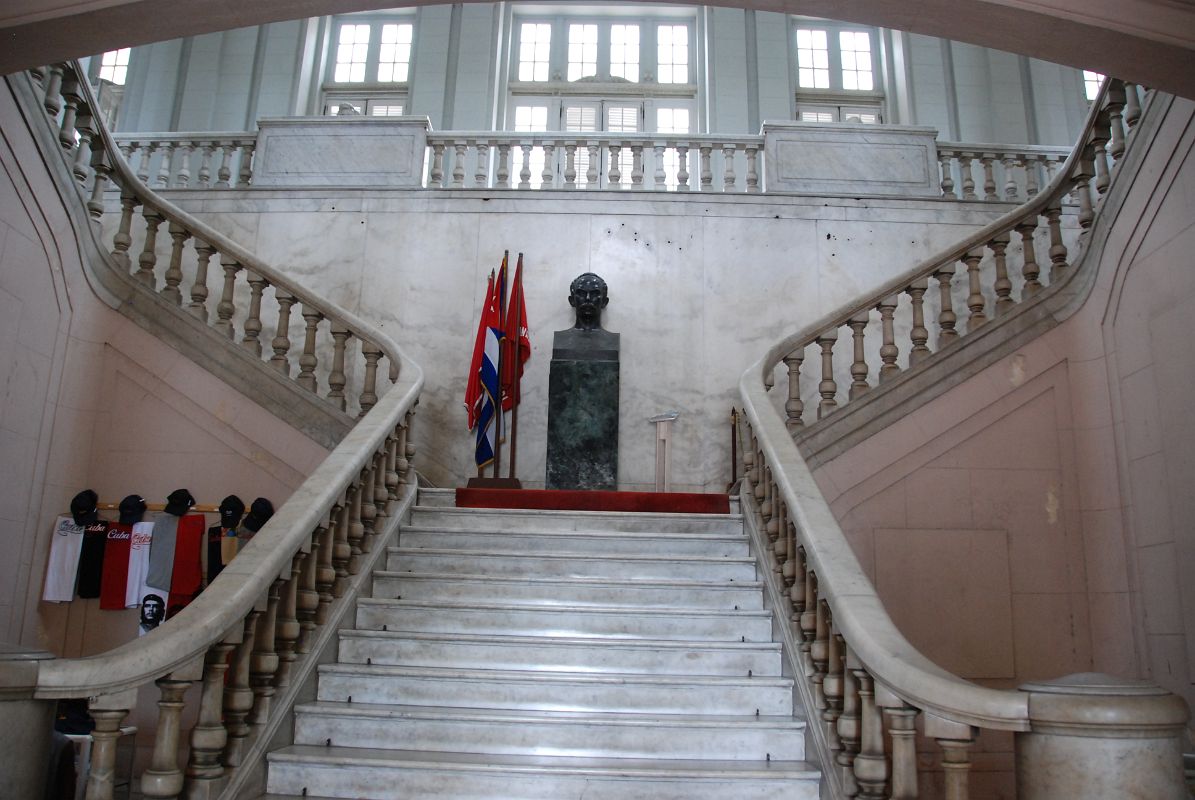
left=99, top=523, right=134, bottom=610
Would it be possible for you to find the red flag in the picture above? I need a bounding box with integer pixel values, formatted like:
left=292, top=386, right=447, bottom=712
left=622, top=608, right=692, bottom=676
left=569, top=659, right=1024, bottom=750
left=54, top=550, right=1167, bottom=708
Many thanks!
left=501, top=254, right=530, bottom=411
left=464, top=268, right=497, bottom=430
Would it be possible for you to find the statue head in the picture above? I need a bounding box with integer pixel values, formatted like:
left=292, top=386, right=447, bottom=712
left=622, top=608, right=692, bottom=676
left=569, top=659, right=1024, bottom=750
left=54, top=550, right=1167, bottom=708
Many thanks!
left=569, top=272, right=609, bottom=331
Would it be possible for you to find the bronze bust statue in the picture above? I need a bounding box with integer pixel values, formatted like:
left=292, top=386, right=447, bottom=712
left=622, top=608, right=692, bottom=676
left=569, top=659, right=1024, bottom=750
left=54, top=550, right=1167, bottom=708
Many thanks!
left=569, top=272, right=609, bottom=331
left=554, top=272, right=619, bottom=360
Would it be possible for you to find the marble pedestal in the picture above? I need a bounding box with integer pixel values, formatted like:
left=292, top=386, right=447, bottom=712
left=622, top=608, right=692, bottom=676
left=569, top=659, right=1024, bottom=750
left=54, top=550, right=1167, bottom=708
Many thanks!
left=546, top=329, right=620, bottom=490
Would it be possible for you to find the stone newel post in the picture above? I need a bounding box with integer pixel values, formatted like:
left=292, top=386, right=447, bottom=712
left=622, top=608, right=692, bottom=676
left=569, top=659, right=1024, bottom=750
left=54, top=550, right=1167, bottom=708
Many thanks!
left=1017, top=673, right=1189, bottom=799
left=0, top=644, right=56, bottom=799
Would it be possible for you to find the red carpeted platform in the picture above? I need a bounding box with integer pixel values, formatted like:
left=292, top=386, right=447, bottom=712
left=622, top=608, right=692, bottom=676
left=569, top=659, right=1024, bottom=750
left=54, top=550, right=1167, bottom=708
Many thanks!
left=455, top=487, right=730, bottom=515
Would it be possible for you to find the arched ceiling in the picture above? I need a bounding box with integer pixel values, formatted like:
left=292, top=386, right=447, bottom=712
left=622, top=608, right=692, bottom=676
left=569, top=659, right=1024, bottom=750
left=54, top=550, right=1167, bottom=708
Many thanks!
left=2, top=0, right=1194, bottom=98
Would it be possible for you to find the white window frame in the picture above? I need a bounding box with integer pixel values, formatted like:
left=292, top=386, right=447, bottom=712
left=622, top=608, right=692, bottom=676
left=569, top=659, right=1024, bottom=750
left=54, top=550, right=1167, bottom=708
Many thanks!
left=789, top=19, right=884, bottom=123
left=322, top=14, right=416, bottom=116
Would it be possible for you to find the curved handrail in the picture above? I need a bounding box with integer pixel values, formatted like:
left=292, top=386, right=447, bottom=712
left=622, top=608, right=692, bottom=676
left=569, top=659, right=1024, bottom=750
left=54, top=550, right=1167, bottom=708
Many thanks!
left=739, top=79, right=1125, bottom=734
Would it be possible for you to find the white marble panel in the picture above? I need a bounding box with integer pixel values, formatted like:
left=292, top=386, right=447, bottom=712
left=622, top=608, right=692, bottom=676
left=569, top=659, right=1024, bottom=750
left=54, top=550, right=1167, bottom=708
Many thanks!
left=254, top=118, right=429, bottom=187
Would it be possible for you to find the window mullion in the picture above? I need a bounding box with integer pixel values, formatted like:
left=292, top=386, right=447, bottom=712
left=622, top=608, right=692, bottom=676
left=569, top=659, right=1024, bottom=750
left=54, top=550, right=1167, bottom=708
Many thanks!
left=550, top=17, right=566, bottom=82
left=598, top=24, right=611, bottom=79
left=367, top=23, right=384, bottom=83
left=643, top=23, right=655, bottom=83
left=828, top=33, right=843, bottom=92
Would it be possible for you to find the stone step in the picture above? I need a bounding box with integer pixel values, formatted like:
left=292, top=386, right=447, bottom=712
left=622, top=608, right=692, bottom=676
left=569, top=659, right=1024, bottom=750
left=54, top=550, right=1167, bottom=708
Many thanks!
left=265, top=747, right=820, bottom=800
left=386, top=547, right=758, bottom=581
left=336, top=630, right=783, bottom=676
left=371, top=571, right=765, bottom=609
left=315, top=664, right=794, bottom=715
left=293, top=702, right=806, bottom=761
left=354, top=598, right=774, bottom=641
left=415, top=488, right=457, bottom=507
left=398, top=526, right=750, bottom=557
left=410, top=505, right=742, bottom=535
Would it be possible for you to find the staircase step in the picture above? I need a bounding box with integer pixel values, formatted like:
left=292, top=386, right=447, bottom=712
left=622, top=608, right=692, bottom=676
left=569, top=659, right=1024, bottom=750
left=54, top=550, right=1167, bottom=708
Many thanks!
left=398, top=526, right=751, bottom=557
left=337, top=630, right=783, bottom=675
left=386, top=547, right=757, bottom=581
left=410, top=506, right=742, bottom=535
left=372, top=571, right=764, bottom=608
left=294, top=702, right=806, bottom=761
left=315, top=664, right=794, bottom=715
left=355, top=598, right=774, bottom=641
left=266, top=746, right=820, bottom=800
left=416, top=488, right=457, bottom=507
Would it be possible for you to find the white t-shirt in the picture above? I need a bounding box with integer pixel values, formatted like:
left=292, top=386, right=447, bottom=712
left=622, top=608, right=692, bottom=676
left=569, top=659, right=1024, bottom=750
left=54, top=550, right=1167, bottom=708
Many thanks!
left=125, top=521, right=163, bottom=609
left=43, top=516, right=85, bottom=602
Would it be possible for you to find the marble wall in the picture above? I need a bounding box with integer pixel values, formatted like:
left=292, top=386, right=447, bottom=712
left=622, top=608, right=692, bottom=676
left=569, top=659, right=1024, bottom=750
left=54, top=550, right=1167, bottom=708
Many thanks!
left=158, top=188, right=1012, bottom=492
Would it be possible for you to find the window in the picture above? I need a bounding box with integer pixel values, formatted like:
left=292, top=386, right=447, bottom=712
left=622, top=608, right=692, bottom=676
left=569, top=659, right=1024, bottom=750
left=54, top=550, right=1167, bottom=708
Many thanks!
left=791, top=21, right=883, bottom=123
left=512, top=16, right=693, bottom=86
left=1082, top=70, right=1104, bottom=101
left=656, top=25, right=689, bottom=85
left=518, top=23, right=552, bottom=82
left=324, top=16, right=414, bottom=114
left=98, top=48, right=130, bottom=85
left=568, top=24, right=598, bottom=81
left=323, top=96, right=406, bottom=116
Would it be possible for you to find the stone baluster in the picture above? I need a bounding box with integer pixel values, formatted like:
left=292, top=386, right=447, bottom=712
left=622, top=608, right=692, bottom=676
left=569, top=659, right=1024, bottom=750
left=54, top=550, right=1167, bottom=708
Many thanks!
left=877, top=295, right=900, bottom=382
left=452, top=142, right=467, bottom=188
left=402, top=417, right=417, bottom=487
left=793, top=547, right=810, bottom=635
left=184, top=639, right=236, bottom=797
left=136, top=209, right=165, bottom=287
left=963, top=247, right=986, bottom=331
left=248, top=581, right=282, bottom=724
left=1044, top=155, right=1060, bottom=185
left=475, top=142, right=490, bottom=188
left=384, top=432, right=401, bottom=508
left=586, top=144, right=600, bottom=187
left=653, top=144, right=666, bottom=189
left=1105, top=82, right=1127, bottom=162
left=518, top=144, right=533, bottom=189
left=848, top=312, right=870, bottom=400
left=87, top=146, right=113, bottom=221
left=810, top=597, right=831, bottom=718
left=1016, top=220, right=1042, bottom=297
left=188, top=241, right=214, bottom=321
left=783, top=351, right=804, bottom=432
left=111, top=192, right=138, bottom=270
left=816, top=331, right=838, bottom=418
left=542, top=143, right=556, bottom=188
left=676, top=144, right=690, bottom=191
left=395, top=421, right=412, bottom=495
left=237, top=144, right=254, bottom=187
left=760, top=466, right=775, bottom=544
left=135, top=142, right=155, bottom=183
left=221, top=611, right=259, bottom=767
left=373, top=447, right=391, bottom=530
left=564, top=144, right=578, bottom=188
left=852, top=668, right=888, bottom=799
left=29, top=65, right=46, bottom=89
left=331, top=497, right=352, bottom=595
left=907, top=278, right=931, bottom=366
left=196, top=144, right=216, bottom=188
left=215, top=255, right=242, bottom=339
left=980, top=154, right=997, bottom=200
left=928, top=716, right=977, bottom=800
left=1123, top=82, right=1142, bottom=128
left=607, top=145, right=622, bottom=187
left=328, top=324, right=350, bottom=411
left=745, top=145, right=760, bottom=193
left=782, top=521, right=799, bottom=614
left=71, top=109, right=95, bottom=182
left=939, top=154, right=957, bottom=198
left=155, top=143, right=176, bottom=187
left=1002, top=155, right=1018, bottom=200
left=496, top=144, right=511, bottom=188
left=822, top=623, right=844, bottom=755
left=959, top=154, right=977, bottom=200
left=1045, top=202, right=1069, bottom=279
left=989, top=233, right=1013, bottom=314
left=1024, top=154, right=1041, bottom=197
left=835, top=644, right=861, bottom=797
left=162, top=222, right=189, bottom=305
left=752, top=448, right=766, bottom=513
left=297, top=305, right=323, bottom=392
left=722, top=144, right=737, bottom=191
left=630, top=143, right=644, bottom=189
left=42, top=64, right=64, bottom=117
left=883, top=703, right=920, bottom=799
left=270, top=291, right=295, bottom=374
left=429, top=143, right=445, bottom=187
left=771, top=490, right=787, bottom=572
left=935, top=263, right=959, bottom=344
left=1073, top=144, right=1097, bottom=228
left=83, top=697, right=131, bottom=800
left=140, top=672, right=196, bottom=800
left=347, top=482, right=365, bottom=574
left=316, top=507, right=338, bottom=617
left=213, top=144, right=232, bottom=188
left=699, top=145, right=713, bottom=191
left=173, top=143, right=193, bottom=187
left=274, top=556, right=302, bottom=689
left=242, top=272, right=267, bottom=356
left=359, top=343, right=382, bottom=415
left=297, top=529, right=321, bottom=652
left=1090, top=110, right=1113, bottom=195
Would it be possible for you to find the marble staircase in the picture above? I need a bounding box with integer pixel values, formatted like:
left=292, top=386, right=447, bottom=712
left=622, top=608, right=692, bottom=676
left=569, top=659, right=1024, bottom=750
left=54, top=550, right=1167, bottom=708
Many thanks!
left=261, top=488, right=820, bottom=799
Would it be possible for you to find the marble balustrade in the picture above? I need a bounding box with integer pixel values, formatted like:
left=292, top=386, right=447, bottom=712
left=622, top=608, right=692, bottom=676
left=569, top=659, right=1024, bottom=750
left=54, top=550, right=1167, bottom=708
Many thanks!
left=8, top=61, right=427, bottom=800
left=739, top=77, right=1189, bottom=799
left=936, top=143, right=1069, bottom=203
left=112, top=133, right=256, bottom=189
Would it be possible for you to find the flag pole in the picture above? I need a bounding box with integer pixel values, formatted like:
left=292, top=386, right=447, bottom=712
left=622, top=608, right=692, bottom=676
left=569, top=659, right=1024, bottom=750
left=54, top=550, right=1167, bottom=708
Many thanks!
left=507, top=255, right=523, bottom=481
left=492, top=252, right=508, bottom=479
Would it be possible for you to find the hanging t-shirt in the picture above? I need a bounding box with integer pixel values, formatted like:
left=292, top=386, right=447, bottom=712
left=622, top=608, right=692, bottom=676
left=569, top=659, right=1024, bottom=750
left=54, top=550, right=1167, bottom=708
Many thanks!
left=166, top=514, right=206, bottom=617
left=43, top=516, right=85, bottom=602
left=99, top=523, right=134, bottom=610
left=220, top=529, right=239, bottom=567
left=125, top=521, right=156, bottom=609
left=146, top=513, right=181, bottom=591
left=207, top=525, right=237, bottom=583
left=75, top=521, right=109, bottom=598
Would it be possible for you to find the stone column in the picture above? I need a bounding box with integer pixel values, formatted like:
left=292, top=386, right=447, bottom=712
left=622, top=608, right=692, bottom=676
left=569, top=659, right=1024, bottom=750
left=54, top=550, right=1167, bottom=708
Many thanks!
left=1016, top=673, right=1189, bottom=800
left=0, top=645, right=56, bottom=800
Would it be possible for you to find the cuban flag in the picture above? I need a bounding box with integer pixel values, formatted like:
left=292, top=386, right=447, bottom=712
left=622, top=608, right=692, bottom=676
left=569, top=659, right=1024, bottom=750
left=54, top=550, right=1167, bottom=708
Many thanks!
left=465, top=265, right=505, bottom=468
